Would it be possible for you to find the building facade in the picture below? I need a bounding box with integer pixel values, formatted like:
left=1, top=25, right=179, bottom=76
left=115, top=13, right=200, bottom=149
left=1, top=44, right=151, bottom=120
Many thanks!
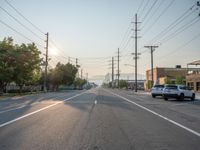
left=186, top=71, right=200, bottom=91
left=186, top=60, right=200, bottom=92
left=145, top=67, right=188, bottom=89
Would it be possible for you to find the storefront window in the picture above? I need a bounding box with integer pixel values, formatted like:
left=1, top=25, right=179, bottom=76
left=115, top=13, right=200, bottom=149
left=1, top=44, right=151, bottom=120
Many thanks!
left=188, top=82, right=194, bottom=90
left=196, top=82, right=200, bottom=91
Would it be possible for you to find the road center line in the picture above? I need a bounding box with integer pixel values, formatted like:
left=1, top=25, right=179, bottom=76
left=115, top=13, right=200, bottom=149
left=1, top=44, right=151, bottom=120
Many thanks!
left=105, top=89, right=200, bottom=137
left=0, top=91, right=88, bottom=128
left=94, top=100, right=97, bottom=105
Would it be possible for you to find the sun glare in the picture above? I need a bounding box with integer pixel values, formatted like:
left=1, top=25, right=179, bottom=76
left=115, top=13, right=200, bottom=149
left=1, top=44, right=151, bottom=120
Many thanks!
left=49, top=47, right=58, bottom=56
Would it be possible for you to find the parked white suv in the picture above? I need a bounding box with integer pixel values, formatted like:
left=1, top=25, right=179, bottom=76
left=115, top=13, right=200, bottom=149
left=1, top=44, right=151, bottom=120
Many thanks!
left=151, top=84, right=164, bottom=98
left=162, top=84, right=195, bottom=101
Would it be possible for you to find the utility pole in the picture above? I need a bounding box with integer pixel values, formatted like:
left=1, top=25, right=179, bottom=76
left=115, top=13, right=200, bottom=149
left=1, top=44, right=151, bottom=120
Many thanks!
left=81, top=69, right=83, bottom=79
left=133, top=14, right=141, bottom=92
left=76, top=58, right=79, bottom=78
left=86, top=73, right=88, bottom=81
left=197, top=1, right=200, bottom=15
left=117, top=48, right=120, bottom=88
left=76, top=58, right=78, bottom=67
left=44, top=32, right=49, bottom=92
left=112, top=57, right=114, bottom=88
left=144, top=46, right=159, bottom=87
left=68, top=57, right=71, bottom=64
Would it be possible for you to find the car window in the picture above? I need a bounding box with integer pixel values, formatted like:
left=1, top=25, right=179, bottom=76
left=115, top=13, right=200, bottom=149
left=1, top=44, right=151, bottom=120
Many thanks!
left=186, top=87, right=192, bottom=90
left=165, top=85, right=177, bottom=89
left=179, top=86, right=186, bottom=90
left=154, top=85, right=164, bottom=88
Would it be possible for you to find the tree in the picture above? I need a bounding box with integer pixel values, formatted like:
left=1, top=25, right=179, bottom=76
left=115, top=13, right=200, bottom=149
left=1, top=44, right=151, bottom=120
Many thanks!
left=119, top=80, right=128, bottom=89
left=164, top=77, right=172, bottom=84
left=0, top=37, right=15, bottom=93
left=176, top=76, right=185, bottom=85
left=146, top=80, right=153, bottom=89
left=49, top=62, right=78, bottom=91
left=13, top=43, right=42, bottom=92
left=61, top=63, right=78, bottom=85
left=73, top=77, right=87, bottom=89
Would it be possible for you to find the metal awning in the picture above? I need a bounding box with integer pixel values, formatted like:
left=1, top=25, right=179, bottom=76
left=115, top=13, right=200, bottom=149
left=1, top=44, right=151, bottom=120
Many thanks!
left=187, top=60, right=200, bottom=66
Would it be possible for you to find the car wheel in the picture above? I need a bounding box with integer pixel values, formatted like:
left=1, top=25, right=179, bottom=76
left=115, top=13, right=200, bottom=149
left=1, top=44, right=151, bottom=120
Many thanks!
left=164, top=97, right=168, bottom=101
left=191, top=93, right=195, bottom=101
left=152, top=94, right=156, bottom=98
left=179, top=93, right=184, bottom=101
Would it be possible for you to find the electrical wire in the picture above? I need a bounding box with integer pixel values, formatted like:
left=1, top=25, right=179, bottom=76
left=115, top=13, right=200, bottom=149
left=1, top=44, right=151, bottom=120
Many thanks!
left=139, top=0, right=150, bottom=18
left=0, top=6, right=44, bottom=41
left=156, top=16, right=199, bottom=44
left=148, top=6, right=194, bottom=44
left=118, top=24, right=132, bottom=50
left=0, top=19, right=44, bottom=48
left=4, top=0, right=45, bottom=35
left=141, top=0, right=175, bottom=37
left=158, top=31, right=200, bottom=61
left=140, top=0, right=164, bottom=29
left=141, top=0, right=159, bottom=22
left=137, top=0, right=145, bottom=14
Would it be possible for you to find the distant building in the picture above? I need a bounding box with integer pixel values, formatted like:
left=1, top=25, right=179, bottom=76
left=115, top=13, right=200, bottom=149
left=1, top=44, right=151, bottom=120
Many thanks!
left=127, top=80, right=145, bottom=90
left=186, top=60, right=200, bottom=92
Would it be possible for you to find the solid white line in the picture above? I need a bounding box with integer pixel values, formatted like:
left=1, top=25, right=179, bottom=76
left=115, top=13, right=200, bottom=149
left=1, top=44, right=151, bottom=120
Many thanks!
left=0, top=91, right=88, bottom=128
left=105, top=89, right=200, bottom=137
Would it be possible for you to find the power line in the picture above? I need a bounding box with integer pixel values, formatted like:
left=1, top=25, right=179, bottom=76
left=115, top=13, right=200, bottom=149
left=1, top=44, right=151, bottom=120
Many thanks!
left=157, top=16, right=199, bottom=44
left=120, top=36, right=133, bottom=54
left=0, top=6, right=44, bottom=41
left=0, top=19, right=43, bottom=48
left=148, top=6, right=195, bottom=44
left=139, top=0, right=150, bottom=18
left=141, top=0, right=159, bottom=22
left=158, top=31, right=200, bottom=61
left=49, top=39, right=70, bottom=57
left=141, top=0, right=175, bottom=36
left=137, top=0, right=145, bottom=14
left=141, top=0, right=165, bottom=29
left=118, top=24, right=132, bottom=49
left=4, top=0, right=45, bottom=34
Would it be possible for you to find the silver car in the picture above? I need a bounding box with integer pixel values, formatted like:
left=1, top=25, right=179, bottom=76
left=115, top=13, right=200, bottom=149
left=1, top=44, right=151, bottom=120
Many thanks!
left=151, top=84, right=165, bottom=98
left=162, top=84, right=195, bottom=101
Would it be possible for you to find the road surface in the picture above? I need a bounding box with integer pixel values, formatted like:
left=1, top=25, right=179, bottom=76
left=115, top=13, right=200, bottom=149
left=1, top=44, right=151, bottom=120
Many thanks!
left=0, top=87, right=200, bottom=150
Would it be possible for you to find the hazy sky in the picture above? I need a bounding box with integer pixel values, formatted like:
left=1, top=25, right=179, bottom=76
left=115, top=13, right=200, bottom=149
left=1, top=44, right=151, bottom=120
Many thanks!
left=0, top=0, right=199, bottom=80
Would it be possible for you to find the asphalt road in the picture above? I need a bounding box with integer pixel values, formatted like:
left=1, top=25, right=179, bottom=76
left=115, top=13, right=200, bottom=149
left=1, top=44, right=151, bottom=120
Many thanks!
left=0, top=87, right=200, bottom=150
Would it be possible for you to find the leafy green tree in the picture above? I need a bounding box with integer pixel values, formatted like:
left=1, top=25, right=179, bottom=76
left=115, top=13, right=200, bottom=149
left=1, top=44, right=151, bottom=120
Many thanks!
left=108, top=82, right=112, bottom=88
left=176, top=76, right=185, bottom=85
left=146, top=80, right=153, bottom=89
left=164, top=77, right=172, bottom=84
left=73, top=77, right=87, bottom=89
left=0, top=37, right=15, bottom=93
left=13, top=43, right=42, bottom=92
left=61, top=63, right=78, bottom=85
left=49, top=62, right=78, bottom=91
left=119, top=80, right=128, bottom=89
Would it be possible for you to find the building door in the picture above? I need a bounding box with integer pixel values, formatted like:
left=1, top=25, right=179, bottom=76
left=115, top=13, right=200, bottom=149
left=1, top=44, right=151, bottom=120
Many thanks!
left=196, top=82, right=200, bottom=92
